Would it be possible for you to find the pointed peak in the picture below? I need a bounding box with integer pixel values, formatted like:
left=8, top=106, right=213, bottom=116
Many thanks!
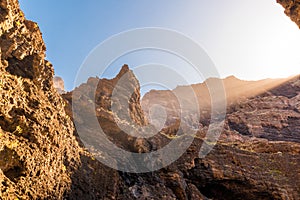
left=117, top=64, right=130, bottom=77
left=121, top=64, right=129, bottom=71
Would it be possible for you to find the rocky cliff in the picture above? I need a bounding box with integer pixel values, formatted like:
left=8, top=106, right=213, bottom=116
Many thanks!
left=63, top=65, right=152, bottom=154
left=140, top=74, right=300, bottom=199
left=0, top=0, right=82, bottom=199
left=142, top=76, right=289, bottom=129
left=63, top=67, right=300, bottom=200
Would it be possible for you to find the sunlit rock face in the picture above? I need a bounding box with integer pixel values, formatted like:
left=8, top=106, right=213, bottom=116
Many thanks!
left=141, top=76, right=289, bottom=130
left=63, top=65, right=149, bottom=149
left=0, top=0, right=82, bottom=199
left=277, top=0, right=300, bottom=28
left=64, top=62, right=300, bottom=199
left=140, top=74, right=300, bottom=199
left=53, top=76, right=65, bottom=94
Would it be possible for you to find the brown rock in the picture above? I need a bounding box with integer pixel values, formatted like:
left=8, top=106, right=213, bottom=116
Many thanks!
left=0, top=0, right=80, bottom=199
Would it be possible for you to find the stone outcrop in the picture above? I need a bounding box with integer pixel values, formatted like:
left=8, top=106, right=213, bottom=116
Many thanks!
left=63, top=65, right=149, bottom=141
left=277, top=0, right=300, bottom=28
left=53, top=76, right=65, bottom=94
left=0, top=0, right=82, bottom=199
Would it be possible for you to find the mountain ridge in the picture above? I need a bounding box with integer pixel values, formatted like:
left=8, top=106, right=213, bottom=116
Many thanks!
left=64, top=65, right=300, bottom=199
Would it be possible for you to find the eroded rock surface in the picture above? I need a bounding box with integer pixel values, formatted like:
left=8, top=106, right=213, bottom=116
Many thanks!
left=63, top=65, right=300, bottom=199
left=139, top=76, right=300, bottom=200
left=0, top=0, right=82, bottom=199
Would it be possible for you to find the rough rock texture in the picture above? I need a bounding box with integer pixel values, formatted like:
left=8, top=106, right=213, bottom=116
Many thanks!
left=0, top=0, right=82, bottom=199
left=197, top=76, right=300, bottom=199
left=138, top=75, right=300, bottom=200
left=185, top=139, right=300, bottom=200
left=63, top=65, right=191, bottom=199
left=0, top=2, right=135, bottom=200
left=277, top=0, right=300, bottom=28
left=227, top=79, right=300, bottom=142
left=63, top=65, right=150, bottom=152
left=63, top=64, right=300, bottom=199
left=142, top=76, right=288, bottom=129
left=38, top=0, right=300, bottom=198
left=53, top=76, right=65, bottom=94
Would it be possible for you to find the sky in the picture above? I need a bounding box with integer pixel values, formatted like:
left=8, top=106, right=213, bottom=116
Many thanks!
left=19, top=0, right=300, bottom=91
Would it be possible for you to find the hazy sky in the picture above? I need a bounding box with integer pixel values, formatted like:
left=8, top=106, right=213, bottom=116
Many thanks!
left=19, top=0, right=300, bottom=91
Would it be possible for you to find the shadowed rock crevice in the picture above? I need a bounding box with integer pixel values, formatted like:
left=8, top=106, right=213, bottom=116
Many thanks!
left=0, top=8, right=8, bottom=23
left=0, top=147, right=25, bottom=183
left=227, top=118, right=251, bottom=136
left=6, top=55, right=35, bottom=79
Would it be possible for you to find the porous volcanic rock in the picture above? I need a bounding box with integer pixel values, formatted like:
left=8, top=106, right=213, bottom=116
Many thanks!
left=0, top=0, right=81, bottom=199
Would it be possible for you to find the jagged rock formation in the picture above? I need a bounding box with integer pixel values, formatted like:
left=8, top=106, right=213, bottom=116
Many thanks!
left=0, top=0, right=82, bottom=199
left=53, top=76, right=65, bottom=94
left=63, top=64, right=300, bottom=199
left=277, top=0, right=300, bottom=28
left=63, top=65, right=186, bottom=199
left=139, top=75, right=300, bottom=199
left=0, top=2, right=134, bottom=200
left=63, top=65, right=152, bottom=155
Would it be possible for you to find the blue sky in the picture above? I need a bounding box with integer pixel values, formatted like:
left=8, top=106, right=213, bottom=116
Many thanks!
left=19, top=0, right=300, bottom=91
